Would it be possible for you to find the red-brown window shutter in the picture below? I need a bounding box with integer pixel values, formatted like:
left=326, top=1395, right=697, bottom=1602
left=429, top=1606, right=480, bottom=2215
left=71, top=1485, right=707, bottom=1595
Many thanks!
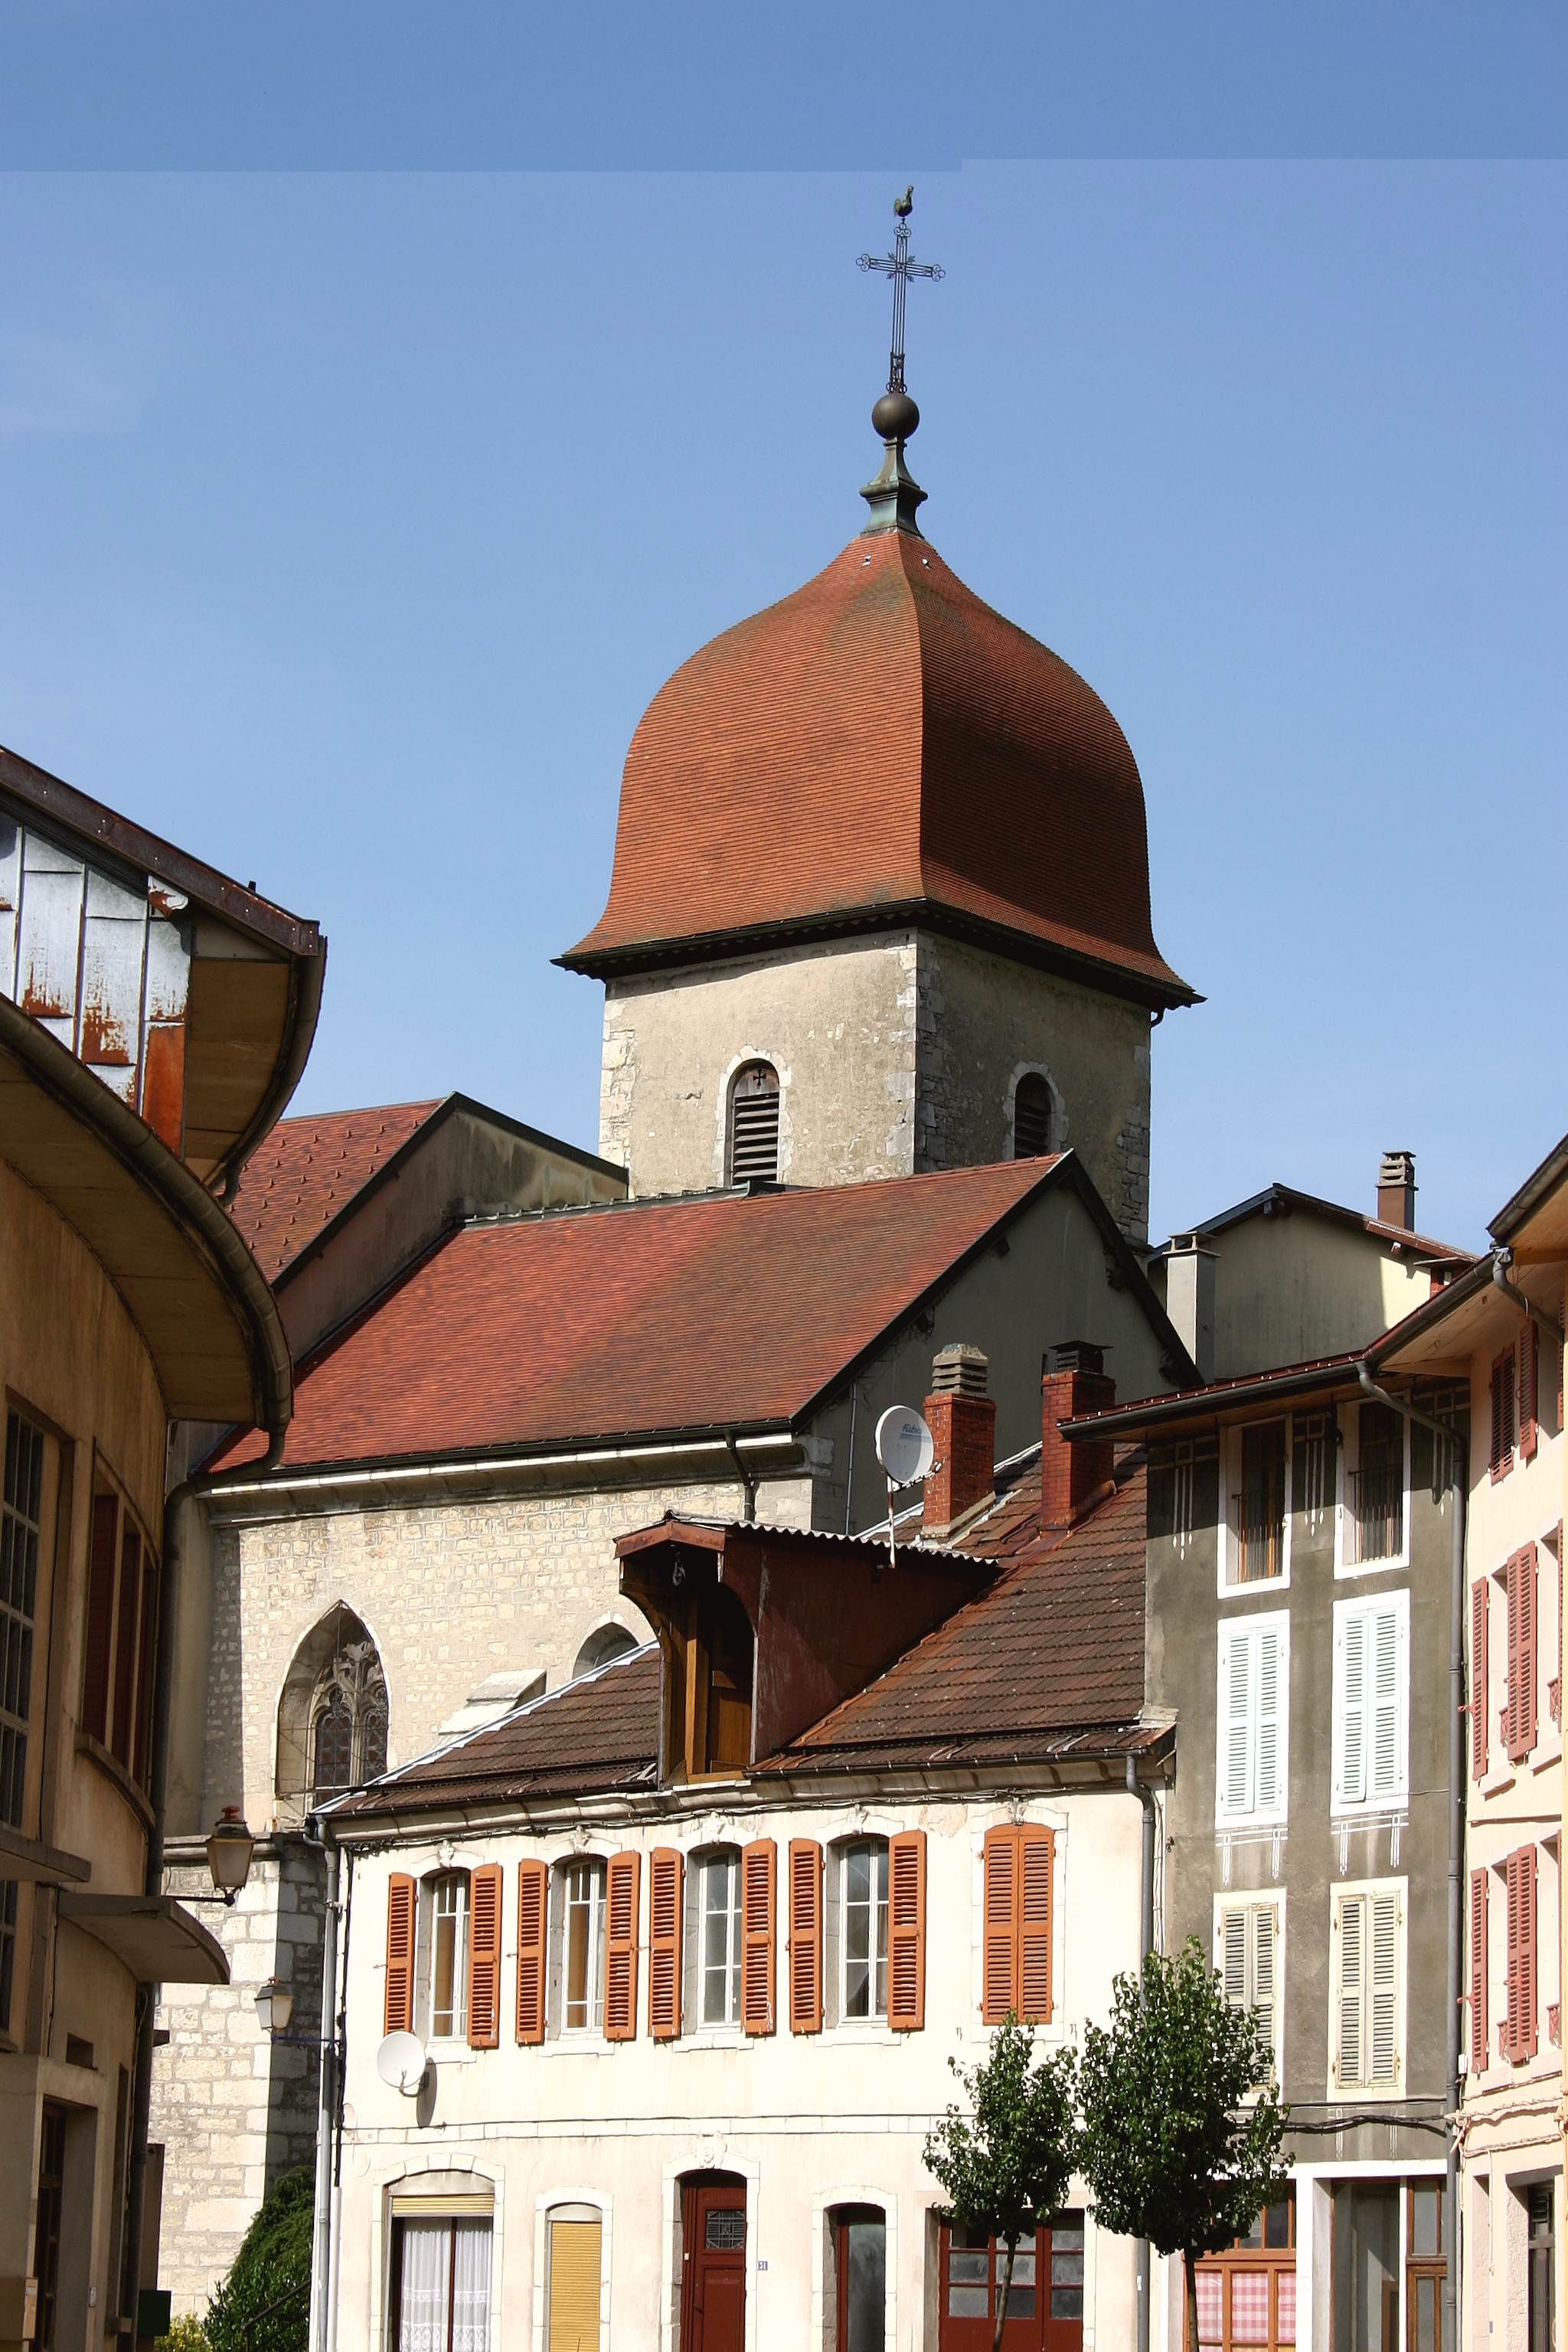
left=1519, top=1323, right=1538, bottom=1461
left=604, top=1851, right=640, bottom=2040
left=515, top=1860, right=547, bottom=2044
left=740, top=1838, right=776, bottom=2035
left=131, top=1547, right=158, bottom=1790
left=466, top=1863, right=501, bottom=2047
left=1491, top=1352, right=1515, bottom=1482
left=982, top=1826, right=1019, bottom=2025
left=384, top=1873, right=416, bottom=2036
left=1518, top=1844, right=1537, bottom=2060
left=1507, top=1548, right=1537, bottom=1766
left=648, top=1848, right=682, bottom=2040
left=1471, top=1579, right=1489, bottom=1778
left=81, top=1491, right=119, bottom=1745
left=786, top=1840, right=823, bottom=2034
left=1019, top=1826, right=1054, bottom=2023
left=887, top=1831, right=926, bottom=2031
left=1469, top=1867, right=1488, bottom=2074
left=109, top=1518, right=142, bottom=1768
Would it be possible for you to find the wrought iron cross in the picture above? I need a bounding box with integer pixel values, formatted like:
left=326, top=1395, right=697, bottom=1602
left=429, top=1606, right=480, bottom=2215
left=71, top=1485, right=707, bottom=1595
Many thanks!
left=858, top=187, right=944, bottom=394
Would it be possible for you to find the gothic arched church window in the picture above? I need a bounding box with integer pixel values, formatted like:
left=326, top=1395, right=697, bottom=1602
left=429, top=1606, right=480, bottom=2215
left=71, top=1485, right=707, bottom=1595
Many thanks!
left=727, top=1062, right=780, bottom=1186
left=276, top=1605, right=389, bottom=1818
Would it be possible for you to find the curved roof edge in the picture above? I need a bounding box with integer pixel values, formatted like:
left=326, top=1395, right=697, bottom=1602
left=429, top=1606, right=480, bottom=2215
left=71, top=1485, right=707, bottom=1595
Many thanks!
left=0, top=992, right=292, bottom=1436
left=559, top=896, right=1200, bottom=1012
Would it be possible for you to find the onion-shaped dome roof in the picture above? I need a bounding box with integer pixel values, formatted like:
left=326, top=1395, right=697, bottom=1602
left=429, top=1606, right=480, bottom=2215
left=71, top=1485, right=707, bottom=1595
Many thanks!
left=562, top=524, right=1193, bottom=1008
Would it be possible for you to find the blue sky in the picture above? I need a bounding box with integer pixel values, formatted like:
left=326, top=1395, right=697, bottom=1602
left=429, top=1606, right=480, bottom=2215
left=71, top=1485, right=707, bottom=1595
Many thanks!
left=0, top=9, right=1563, bottom=1250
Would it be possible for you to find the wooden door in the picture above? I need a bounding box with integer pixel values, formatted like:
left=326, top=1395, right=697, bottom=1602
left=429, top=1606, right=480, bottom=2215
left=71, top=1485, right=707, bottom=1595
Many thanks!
left=681, top=2178, right=746, bottom=2352
left=938, top=2217, right=1084, bottom=2349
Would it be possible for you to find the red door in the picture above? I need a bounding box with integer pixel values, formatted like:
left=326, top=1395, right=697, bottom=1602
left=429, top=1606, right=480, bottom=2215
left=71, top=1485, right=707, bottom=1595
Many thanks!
left=681, top=2177, right=747, bottom=2352
left=939, top=2215, right=1085, bottom=2350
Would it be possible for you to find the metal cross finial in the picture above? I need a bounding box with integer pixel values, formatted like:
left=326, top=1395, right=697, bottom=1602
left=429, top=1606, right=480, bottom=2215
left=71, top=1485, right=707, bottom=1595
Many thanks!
left=858, top=186, right=945, bottom=394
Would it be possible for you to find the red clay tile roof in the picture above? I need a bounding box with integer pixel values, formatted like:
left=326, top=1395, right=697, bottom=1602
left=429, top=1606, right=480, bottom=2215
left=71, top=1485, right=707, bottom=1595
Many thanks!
left=758, top=1455, right=1151, bottom=1772
left=211, top=1156, right=1065, bottom=1474
left=327, top=1645, right=662, bottom=1817
left=563, top=531, right=1193, bottom=1007
left=227, top=1099, right=443, bottom=1280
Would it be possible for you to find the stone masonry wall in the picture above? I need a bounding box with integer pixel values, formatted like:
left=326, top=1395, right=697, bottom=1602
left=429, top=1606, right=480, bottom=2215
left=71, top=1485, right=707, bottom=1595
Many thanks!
left=151, top=1466, right=813, bottom=2307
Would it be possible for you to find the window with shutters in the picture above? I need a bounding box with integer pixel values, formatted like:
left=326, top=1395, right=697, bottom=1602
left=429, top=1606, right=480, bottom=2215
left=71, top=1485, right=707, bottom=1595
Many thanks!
left=1215, top=1896, right=1282, bottom=2086
left=1490, top=1348, right=1517, bottom=1483
left=1009, top=1068, right=1056, bottom=1160
left=466, top=1864, right=501, bottom=2048
left=419, top=1873, right=469, bottom=2043
left=687, top=1847, right=743, bottom=2029
left=1471, top=1578, right=1491, bottom=1779
left=727, top=1060, right=780, bottom=1185
left=1517, top=1321, right=1539, bottom=1462
left=560, top=1857, right=606, bottom=2033
left=1329, top=1879, right=1404, bottom=2094
left=514, top=1859, right=547, bottom=2045
left=78, top=1475, right=157, bottom=1790
left=1225, top=1420, right=1289, bottom=1589
left=740, top=1838, right=776, bottom=2034
left=1505, top=1544, right=1538, bottom=1766
left=1214, top=1612, right=1289, bottom=1828
left=647, top=1847, right=682, bottom=2040
left=1503, top=1844, right=1537, bottom=2063
left=603, top=1851, right=639, bottom=2039
left=980, top=1822, right=1054, bottom=2026
left=1331, top=1593, right=1408, bottom=1817
left=1334, top=1400, right=1410, bottom=1573
left=1469, top=1866, right=1489, bottom=2076
left=841, top=1840, right=888, bottom=2021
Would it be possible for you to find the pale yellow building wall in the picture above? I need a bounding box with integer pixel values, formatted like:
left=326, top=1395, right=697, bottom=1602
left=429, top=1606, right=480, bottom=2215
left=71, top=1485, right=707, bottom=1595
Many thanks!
left=1152, top=1207, right=1442, bottom=1380
left=0, top=1154, right=173, bottom=2350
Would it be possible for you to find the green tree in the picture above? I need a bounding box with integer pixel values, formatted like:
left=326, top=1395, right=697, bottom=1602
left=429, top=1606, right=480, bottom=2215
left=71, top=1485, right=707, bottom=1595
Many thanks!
left=204, top=2167, right=313, bottom=2352
left=1078, top=1939, right=1289, bottom=2352
left=923, top=2014, right=1078, bottom=2352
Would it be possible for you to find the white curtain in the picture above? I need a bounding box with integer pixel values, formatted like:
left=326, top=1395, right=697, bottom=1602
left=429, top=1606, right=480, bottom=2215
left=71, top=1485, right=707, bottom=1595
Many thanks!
left=398, top=2225, right=451, bottom=2352
left=451, top=2224, right=492, bottom=2352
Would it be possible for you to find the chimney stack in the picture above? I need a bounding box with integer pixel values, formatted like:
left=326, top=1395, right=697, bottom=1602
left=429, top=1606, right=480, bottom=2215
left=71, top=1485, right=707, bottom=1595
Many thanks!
left=921, top=1345, right=997, bottom=1542
left=1040, top=1341, right=1116, bottom=1531
left=1164, top=1233, right=1216, bottom=1383
left=1377, top=1150, right=1417, bottom=1232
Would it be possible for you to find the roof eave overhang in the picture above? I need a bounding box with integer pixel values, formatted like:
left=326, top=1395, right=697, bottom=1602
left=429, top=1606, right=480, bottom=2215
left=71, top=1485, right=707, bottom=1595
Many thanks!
left=201, top=1420, right=802, bottom=1504
left=0, top=993, right=292, bottom=1436
left=557, top=898, right=1200, bottom=1014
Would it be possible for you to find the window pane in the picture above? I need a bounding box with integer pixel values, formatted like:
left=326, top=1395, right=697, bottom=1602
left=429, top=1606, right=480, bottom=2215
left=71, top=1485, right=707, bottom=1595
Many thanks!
left=844, top=2218, right=885, bottom=2352
left=949, top=2251, right=989, bottom=2282
left=399, top=2222, right=452, bottom=2352
left=565, top=1862, right=600, bottom=2030
left=451, top=2223, right=491, bottom=2352
left=430, top=1878, right=464, bottom=2039
left=702, top=1855, right=739, bottom=2025
left=1411, top=2187, right=1440, bottom=2257
left=948, top=2287, right=988, bottom=2317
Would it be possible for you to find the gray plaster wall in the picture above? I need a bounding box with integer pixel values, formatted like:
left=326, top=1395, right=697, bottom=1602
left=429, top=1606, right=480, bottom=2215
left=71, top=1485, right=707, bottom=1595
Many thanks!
left=1146, top=1406, right=1459, bottom=2169
left=597, top=929, right=1155, bottom=1240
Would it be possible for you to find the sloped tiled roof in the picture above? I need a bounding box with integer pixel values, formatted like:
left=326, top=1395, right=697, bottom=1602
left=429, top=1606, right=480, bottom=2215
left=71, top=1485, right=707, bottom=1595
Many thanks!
left=210, top=1155, right=1067, bottom=1474
left=562, top=531, right=1194, bottom=1008
left=757, top=1454, right=1151, bottom=1774
left=227, top=1099, right=443, bottom=1280
left=328, top=1645, right=662, bottom=1817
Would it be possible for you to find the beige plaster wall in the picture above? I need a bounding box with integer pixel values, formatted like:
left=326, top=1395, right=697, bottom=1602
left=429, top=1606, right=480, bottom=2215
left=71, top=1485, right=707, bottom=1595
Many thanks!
left=599, top=936, right=918, bottom=1195
left=597, top=931, right=1155, bottom=1240
left=331, top=1785, right=1145, bottom=2352
left=1149, top=1213, right=1445, bottom=1381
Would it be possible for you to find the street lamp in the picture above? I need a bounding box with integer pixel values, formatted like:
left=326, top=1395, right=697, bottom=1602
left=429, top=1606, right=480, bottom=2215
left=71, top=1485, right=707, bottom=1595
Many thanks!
left=204, top=1806, right=255, bottom=1906
left=254, top=1977, right=294, bottom=2036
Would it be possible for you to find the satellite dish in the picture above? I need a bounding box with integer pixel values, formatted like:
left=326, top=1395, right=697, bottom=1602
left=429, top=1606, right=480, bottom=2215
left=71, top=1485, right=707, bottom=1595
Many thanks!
left=875, top=1406, right=935, bottom=1488
left=376, top=2030, right=427, bottom=2095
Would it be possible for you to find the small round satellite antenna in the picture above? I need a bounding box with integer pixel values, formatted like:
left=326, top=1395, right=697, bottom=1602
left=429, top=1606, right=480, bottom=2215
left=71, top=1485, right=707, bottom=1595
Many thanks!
left=376, top=2030, right=426, bottom=2096
left=874, top=1406, right=934, bottom=1489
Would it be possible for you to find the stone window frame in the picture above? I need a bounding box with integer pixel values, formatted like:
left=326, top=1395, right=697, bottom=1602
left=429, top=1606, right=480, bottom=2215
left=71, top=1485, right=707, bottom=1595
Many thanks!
left=1003, top=1063, right=1066, bottom=1162
left=273, top=1601, right=390, bottom=1823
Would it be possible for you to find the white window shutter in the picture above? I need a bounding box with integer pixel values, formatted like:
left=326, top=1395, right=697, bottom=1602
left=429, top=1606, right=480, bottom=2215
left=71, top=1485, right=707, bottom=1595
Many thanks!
left=1370, top=1604, right=1402, bottom=1802
left=1256, top=1625, right=1282, bottom=1813
left=1253, top=1906, right=1276, bottom=2073
left=1222, top=1910, right=1246, bottom=2007
left=1337, top=1894, right=1364, bottom=2087
left=1223, top=1628, right=1255, bottom=1818
left=1370, top=1890, right=1400, bottom=2084
left=1338, top=1612, right=1367, bottom=1808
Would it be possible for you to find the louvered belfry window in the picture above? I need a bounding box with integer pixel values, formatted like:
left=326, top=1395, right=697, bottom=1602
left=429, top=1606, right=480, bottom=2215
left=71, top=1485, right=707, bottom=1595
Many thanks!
left=1012, top=1073, right=1052, bottom=1159
left=727, top=1062, right=780, bottom=1185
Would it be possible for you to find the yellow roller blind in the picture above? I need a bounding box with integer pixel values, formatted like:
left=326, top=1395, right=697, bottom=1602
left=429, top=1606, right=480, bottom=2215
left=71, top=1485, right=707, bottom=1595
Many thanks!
left=547, top=2218, right=601, bottom=2352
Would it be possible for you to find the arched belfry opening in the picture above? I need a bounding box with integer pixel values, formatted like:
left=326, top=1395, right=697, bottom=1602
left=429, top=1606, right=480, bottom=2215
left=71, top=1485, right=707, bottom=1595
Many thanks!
left=276, top=1603, right=388, bottom=1821
left=727, top=1062, right=780, bottom=1186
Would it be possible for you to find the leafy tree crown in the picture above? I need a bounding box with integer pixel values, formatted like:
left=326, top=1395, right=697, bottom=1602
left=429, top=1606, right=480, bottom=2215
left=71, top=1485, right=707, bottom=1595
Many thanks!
left=923, top=2015, right=1079, bottom=2250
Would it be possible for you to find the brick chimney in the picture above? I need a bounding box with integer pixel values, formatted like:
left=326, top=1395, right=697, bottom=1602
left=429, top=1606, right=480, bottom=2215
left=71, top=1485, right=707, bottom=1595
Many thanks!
left=1040, top=1341, right=1116, bottom=1531
left=921, top=1345, right=997, bottom=1542
left=1377, top=1150, right=1416, bottom=1231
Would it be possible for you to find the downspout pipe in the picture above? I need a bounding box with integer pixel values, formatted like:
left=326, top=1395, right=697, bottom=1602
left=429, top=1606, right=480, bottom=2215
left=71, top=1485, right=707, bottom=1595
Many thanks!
left=307, top=1821, right=341, bottom=2352
left=121, top=1429, right=288, bottom=2344
left=725, top=1430, right=758, bottom=1523
left=1357, top=1359, right=1466, bottom=2351
left=1493, top=1249, right=1563, bottom=1352
left=1128, top=1755, right=1158, bottom=2352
